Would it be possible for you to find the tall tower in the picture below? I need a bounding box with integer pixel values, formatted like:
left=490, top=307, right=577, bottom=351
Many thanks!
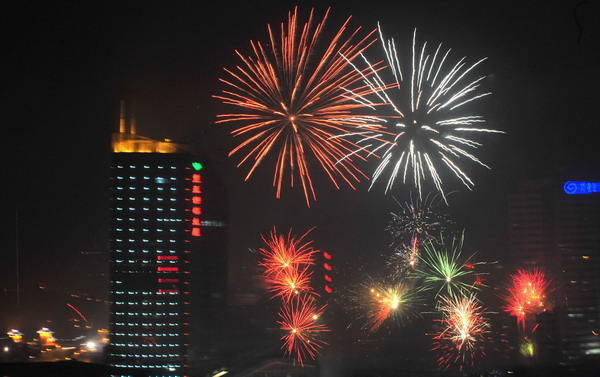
left=108, top=102, right=227, bottom=376
left=508, top=178, right=600, bottom=371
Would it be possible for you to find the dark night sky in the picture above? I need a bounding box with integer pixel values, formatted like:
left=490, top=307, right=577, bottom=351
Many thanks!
left=2, top=0, right=599, bottom=332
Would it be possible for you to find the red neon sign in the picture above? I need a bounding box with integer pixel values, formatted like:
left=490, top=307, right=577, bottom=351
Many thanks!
left=157, top=256, right=178, bottom=260
left=157, top=267, right=179, bottom=272
left=157, top=278, right=179, bottom=283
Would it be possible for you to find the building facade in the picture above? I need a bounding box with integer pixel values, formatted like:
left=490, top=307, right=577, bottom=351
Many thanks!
left=107, top=105, right=227, bottom=376
left=508, top=178, right=600, bottom=371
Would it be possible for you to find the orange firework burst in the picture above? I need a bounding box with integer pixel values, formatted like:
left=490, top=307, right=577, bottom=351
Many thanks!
left=259, top=227, right=317, bottom=277
left=214, top=7, right=385, bottom=206
left=365, top=280, right=417, bottom=332
left=278, top=295, right=329, bottom=365
left=433, top=294, right=489, bottom=370
left=266, top=265, right=314, bottom=302
left=348, top=277, right=422, bottom=333
left=503, top=268, right=550, bottom=329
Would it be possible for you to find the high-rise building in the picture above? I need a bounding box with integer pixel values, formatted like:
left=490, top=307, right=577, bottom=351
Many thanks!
left=508, top=177, right=600, bottom=372
left=107, top=102, right=227, bottom=376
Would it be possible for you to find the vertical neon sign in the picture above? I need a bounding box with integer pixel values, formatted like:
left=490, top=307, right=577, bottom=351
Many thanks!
left=191, top=162, right=203, bottom=237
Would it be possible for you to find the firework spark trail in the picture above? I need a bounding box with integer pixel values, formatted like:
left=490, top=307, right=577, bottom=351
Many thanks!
left=278, top=294, right=329, bottom=365
left=340, top=25, right=503, bottom=200
left=386, top=193, right=453, bottom=272
left=259, top=227, right=317, bottom=277
left=416, top=233, right=485, bottom=299
left=433, top=293, right=489, bottom=370
left=215, top=7, right=389, bottom=207
left=503, top=268, right=550, bottom=329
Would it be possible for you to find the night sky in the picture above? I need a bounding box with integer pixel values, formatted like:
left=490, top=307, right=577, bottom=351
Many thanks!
left=3, top=0, right=599, bottom=333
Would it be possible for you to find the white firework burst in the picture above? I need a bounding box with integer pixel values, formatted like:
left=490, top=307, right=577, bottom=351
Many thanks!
left=339, top=26, right=503, bottom=199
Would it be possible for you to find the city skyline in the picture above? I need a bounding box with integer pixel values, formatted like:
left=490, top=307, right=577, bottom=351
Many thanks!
left=2, top=0, right=599, bottom=374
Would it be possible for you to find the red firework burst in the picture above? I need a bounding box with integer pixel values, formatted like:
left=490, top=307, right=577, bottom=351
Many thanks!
left=214, top=7, right=385, bottom=206
left=266, top=265, right=314, bottom=301
left=503, top=268, right=549, bottom=329
left=433, top=294, right=489, bottom=370
left=259, top=228, right=317, bottom=277
left=278, top=295, right=329, bottom=365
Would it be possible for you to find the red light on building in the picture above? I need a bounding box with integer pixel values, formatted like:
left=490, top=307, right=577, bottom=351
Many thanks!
left=192, top=185, right=201, bottom=193
left=192, top=174, right=202, bottom=183
left=324, top=274, right=332, bottom=282
left=324, top=263, right=332, bottom=271
left=157, top=267, right=179, bottom=272
left=192, top=196, right=202, bottom=204
left=191, top=228, right=201, bottom=237
left=323, top=252, right=332, bottom=260
left=324, top=285, right=333, bottom=294
left=158, top=289, right=179, bottom=294
left=157, top=256, right=178, bottom=260
left=192, top=218, right=201, bottom=226
left=192, top=207, right=201, bottom=215
left=157, top=278, right=179, bottom=283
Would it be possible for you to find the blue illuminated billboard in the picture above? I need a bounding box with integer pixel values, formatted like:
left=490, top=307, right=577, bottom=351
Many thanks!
left=563, top=181, right=600, bottom=195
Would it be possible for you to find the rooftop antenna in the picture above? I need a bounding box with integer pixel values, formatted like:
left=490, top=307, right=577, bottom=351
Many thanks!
left=119, top=100, right=127, bottom=133
left=130, top=101, right=137, bottom=135
left=16, top=208, right=20, bottom=307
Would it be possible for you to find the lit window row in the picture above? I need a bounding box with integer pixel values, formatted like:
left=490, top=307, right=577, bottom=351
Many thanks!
left=114, top=323, right=179, bottom=327
left=114, top=332, right=180, bottom=337
left=111, top=363, right=181, bottom=369
left=114, top=228, right=177, bottom=232
left=110, top=353, right=181, bottom=358
left=115, top=165, right=177, bottom=169
left=114, top=249, right=178, bottom=253
left=113, top=238, right=177, bottom=242
left=112, top=343, right=179, bottom=347
left=115, top=207, right=179, bottom=212
left=114, top=312, right=179, bottom=316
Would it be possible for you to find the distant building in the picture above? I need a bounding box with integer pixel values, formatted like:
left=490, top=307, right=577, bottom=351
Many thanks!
left=107, top=102, right=227, bottom=376
left=508, top=178, right=600, bottom=371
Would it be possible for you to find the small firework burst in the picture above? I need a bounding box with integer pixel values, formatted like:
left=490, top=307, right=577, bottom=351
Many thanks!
left=347, top=276, right=423, bottom=333
left=266, top=265, right=314, bottom=301
left=278, top=295, right=329, bottom=365
left=259, top=227, right=317, bottom=277
left=416, top=233, right=485, bottom=299
left=503, top=268, right=550, bottom=329
left=432, top=293, right=489, bottom=370
left=386, top=193, right=453, bottom=272
left=519, top=337, right=536, bottom=357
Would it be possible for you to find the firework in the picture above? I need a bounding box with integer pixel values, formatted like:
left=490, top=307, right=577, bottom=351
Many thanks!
left=416, top=234, right=484, bottom=299
left=519, top=337, right=536, bottom=357
left=386, top=193, right=453, bottom=271
left=215, top=7, right=385, bottom=206
left=341, top=26, right=503, bottom=198
left=259, top=227, right=317, bottom=277
left=278, top=294, right=329, bottom=365
left=503, top=268, right=550, bottom=329
left=346, top=276, right=423, bottom=333
left=266, top=265, right=314, bottom=301
left=433, top=293, right=489, bottom=370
